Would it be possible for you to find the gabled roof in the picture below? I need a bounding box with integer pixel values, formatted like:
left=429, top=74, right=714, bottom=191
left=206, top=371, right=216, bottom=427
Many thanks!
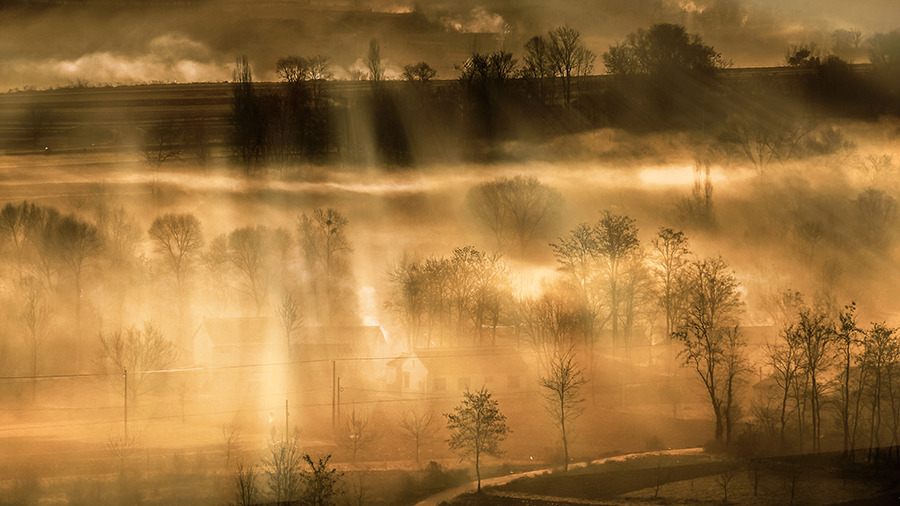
left=396, top=347, right=528, bottom=376
left=202, top=317, right=280, bottom=346
left=301, top=326, right=386, bottom=347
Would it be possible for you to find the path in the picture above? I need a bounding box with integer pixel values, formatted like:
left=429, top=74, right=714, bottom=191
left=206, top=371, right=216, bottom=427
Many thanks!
left=413, top=447, right=705, bottom=506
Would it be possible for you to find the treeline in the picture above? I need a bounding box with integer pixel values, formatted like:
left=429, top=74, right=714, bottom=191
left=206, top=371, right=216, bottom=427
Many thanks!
left=201, top=24, right=900, bottom=172
left=383, top=180, right=900, bottom=460
left=0, top=199, right=359, bottom=380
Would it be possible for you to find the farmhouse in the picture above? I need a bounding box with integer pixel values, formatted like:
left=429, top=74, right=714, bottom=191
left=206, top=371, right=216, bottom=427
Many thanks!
left=385, top=346, right=529, bottom=395
left=192, top=318, right=388, bottom=410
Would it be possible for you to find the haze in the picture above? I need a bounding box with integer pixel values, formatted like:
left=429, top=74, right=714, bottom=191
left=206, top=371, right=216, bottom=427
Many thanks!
left=0, top=0, right=899, bottom=505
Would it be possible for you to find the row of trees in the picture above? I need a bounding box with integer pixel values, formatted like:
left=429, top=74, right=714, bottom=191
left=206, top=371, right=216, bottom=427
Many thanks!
left=757, top=299, right=900, bottom=461
left=223, top=23, right=724, bottom=170
left=146, top=24, right=892, bottom=170
left=0, top=198, right=358, bottom=377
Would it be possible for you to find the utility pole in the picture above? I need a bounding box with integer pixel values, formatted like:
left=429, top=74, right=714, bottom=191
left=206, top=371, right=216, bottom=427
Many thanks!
left=285, top=399, right=289, bottom=443
left=331, top=359, right=335, bottom=428
left=124, top=368, right=128, bottom=443
left=337, top=377, right=341, bottom=421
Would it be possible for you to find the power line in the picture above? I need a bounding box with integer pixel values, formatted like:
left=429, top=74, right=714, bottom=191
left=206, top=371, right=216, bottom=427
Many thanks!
left=0, top=348, right=538, bottom=381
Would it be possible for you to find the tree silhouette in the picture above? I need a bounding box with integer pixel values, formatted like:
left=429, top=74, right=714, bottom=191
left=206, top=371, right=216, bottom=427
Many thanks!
left=367, top=39, right=384, bottom=82
left=522, top=36, right=553, bottom=102
left=230, top=56, right=267, bottom=172
left=540, top=346, right=586, bottom=470
left=651, top=227, right=690, bottom=339
left=264, top=434, right=303, bottom=505
left=548, top=26, right=595, bottom=105
left=603, top=23, right=728, bottom=76
left=149, top=213, right=204, bottom=346
left=595, top=210, right=639, bottom=343
left=209, top=225, right=289, bottom=316
left=552, top=223, right=601, bottom=349
left=397, top=406, right=439, bottom=464
left=445, top=387, right=510, bottom=492
left=674, top=256, right=743, bottom=444
left=298, top=208, right=353, bottom=325
left=96, top=321, right=178, bottom=405
left=466, top=175, right=564, bottom=255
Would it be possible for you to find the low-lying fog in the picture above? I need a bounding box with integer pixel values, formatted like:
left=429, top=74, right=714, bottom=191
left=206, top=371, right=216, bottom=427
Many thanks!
left=0, top=116, right=898, bottom=505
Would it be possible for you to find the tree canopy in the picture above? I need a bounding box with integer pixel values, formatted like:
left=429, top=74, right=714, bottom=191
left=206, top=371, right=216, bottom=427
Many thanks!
left=603, top=23, right=729, bottom=76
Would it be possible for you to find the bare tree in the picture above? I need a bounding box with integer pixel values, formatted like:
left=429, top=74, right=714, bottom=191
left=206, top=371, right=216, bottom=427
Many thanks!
left=854, top=188, right=898, bottom=250
left=209, top=225, right=289, bottom=316
left=857, top=154, right=894, bottom=187
left=149, top=213, right=204, bottom=299
left=385, top=254, right=427, bottom=350
left=264, top=434, right=304, bottom=505
left=149, top=213, right=204, bottom=345
left=222, top=424, right=243, bottom=468
left=859, top=321, right=899, bottom=462
left=141, top=119, right=183, bottom=168
left=341, top=409, right=379, bottom=462
left=50, top=213, right=102, bottom=365
left=835, top=303, right=862, bottom=456
left=107, top=429, right=140, bottom=475
left=27, top=205, right=62, bottom=292
left=513, top=285, right=581, bottom=369
left=765, top=322, right=804, bottom=450
left=552, top=223, right=602, bottom=348
left=367, top=39, right=384, bottom=82
left=466, top=175, right=564, bottom=255
left=20, top=281, right=51, bottom=400
left=276, top=293, right=303, bottom=358
left=307, top=55, right=333, bottom=108
left=595, top=210, right=639, bottom=344
left=298, top=208, right=353, bottom=325
left=725, top=108, right=817, bottom=174
left=397, top=406, right=439, bottom=464
left=344, top=471, right=369, bottom=506
left=677, top=164, right=716, bottom=229
left=791, top=307, right=836, bottom=453
left=715, top=466, right=739, bottom=502
left=547, top=26, right=595, bottom=105
left=651, top=227, right=690, bottom=339
left=96, top=321, right=179, bottom=404
left=276, top=56, right=309, bottom=84
left=234, top=459, right=259, bottom=506
left=674, top=256, right=743, bottom=444
left=539, top=346, right=586, bottom=471
left=522, top=35, right=554, bottom=102
left=402, top=62, right=437, bottom=87
left=446, top=246, right=510, bottom=346
left=445, top=387, right=510, bottom=493
left=0, top=201, right=43, bottom=284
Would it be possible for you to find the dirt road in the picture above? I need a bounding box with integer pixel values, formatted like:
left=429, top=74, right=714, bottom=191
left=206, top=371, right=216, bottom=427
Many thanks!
left=413, top=447, right=705, bottom=506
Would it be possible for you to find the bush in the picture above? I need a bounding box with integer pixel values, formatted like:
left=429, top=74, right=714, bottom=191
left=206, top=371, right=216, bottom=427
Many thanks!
left=398, top=462, right=470, bottom=503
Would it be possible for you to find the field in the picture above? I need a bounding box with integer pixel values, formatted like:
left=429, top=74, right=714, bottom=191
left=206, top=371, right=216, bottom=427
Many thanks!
left=449, top=452, right=900, bottom=506
left=1, top=75, right=900, bottom=506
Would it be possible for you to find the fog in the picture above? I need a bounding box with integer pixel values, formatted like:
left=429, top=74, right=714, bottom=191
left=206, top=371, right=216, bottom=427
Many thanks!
left=0, top=0, right=895, bottom=90
left=1, top=1, right=900, bottom=505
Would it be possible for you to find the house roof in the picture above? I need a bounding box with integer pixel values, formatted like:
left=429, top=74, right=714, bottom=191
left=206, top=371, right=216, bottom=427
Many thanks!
left=202, top=317, right=280, bottom=346
left=394, top=347, right=529, bottom=376
left=200, top=318, right=386, bottom=349
left=302, top=326, right=386, bottom=347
